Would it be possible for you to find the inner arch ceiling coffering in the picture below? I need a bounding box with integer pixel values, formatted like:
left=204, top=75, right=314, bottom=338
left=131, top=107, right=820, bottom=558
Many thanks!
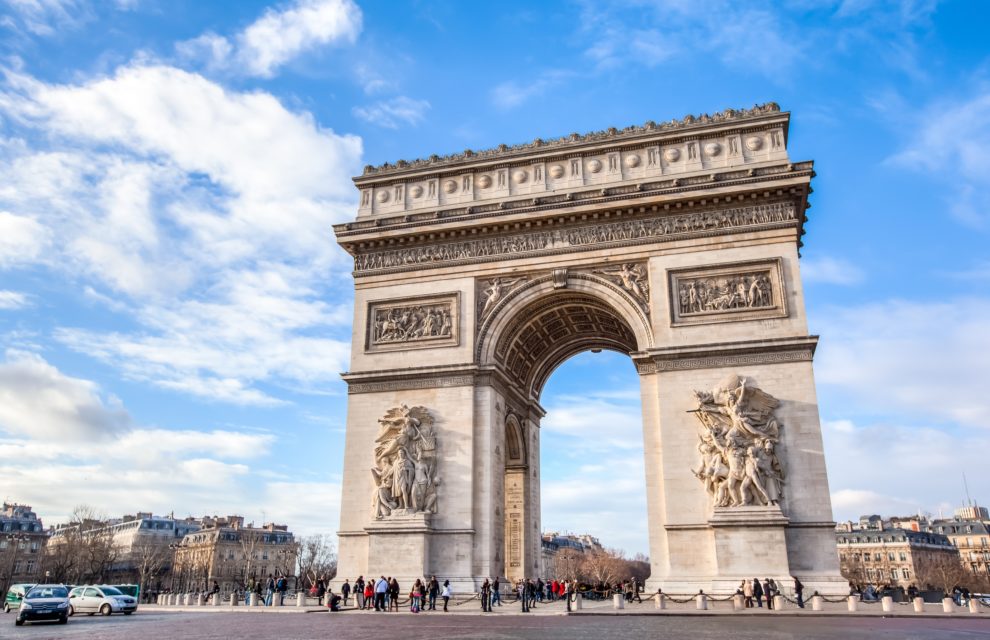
left=494, top=293, right=638, bottom=400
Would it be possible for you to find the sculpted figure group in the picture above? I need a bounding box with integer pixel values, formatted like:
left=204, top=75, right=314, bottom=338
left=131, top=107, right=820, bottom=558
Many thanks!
left=678, top=271, right=773, bottom=316
left=371, top=405, right=439, bottom=519
left=691, top=374, right=785, bottom=508
left=373, top=304, right=452, bottom=344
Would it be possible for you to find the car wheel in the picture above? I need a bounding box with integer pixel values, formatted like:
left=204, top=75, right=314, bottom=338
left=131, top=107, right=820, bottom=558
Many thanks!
left=101, top=604, right=112, bottom=616
left=68, top=605, right=75, bottom=616
left=14, top=618, right=24, bottom=626
left=124, top=612, right=132, bottom=616
left=59, top=615, right=68, bottom=624
left=88, top=612, right=95, bottom=616
left=2, top=603, right=8, bottom=613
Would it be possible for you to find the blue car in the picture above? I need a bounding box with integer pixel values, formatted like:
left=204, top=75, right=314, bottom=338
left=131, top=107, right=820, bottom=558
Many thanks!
left=14, top=584, right=69, bottom=626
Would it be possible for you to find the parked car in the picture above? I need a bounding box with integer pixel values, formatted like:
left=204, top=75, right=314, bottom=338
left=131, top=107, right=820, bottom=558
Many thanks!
left=68, top=585, right=138, bottom=616
left=14, top=584, right=69, bottom=626
left=3, top=584, right=35, bottom=614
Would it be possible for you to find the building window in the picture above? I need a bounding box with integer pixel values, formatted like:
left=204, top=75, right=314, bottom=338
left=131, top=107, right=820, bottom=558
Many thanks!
left=899, top=553, right=906, bottom=561
left=902, top=568, right=910, bottom=580
left=887, top=552, right=895, bottom=561
left=874, top=553, right=881, bottom=562
left=890, top=569, right=897, bottom=582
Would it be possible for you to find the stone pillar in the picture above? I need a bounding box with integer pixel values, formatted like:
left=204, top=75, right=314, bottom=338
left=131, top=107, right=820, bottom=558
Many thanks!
left=249, top=592, right=259, bottom=607
left=773, top=595, right=784, bottom=610
left=696, top=593, right=708, bottom=611
left=733, top=594, right=744, bottom=610
left=811, top=595, right=822, bottom=611
left=212, top=593, right=220, bottom=606
left=655, top=593, right=666, bottom=610
left=881, top=596, right=893, bottom=612
left=297, top=592, right=306, bottom=607
left=613, top=594, right=625, bottom=610
left=573, top=593, right=582, bottom=610
left=913, top=597, right=924, bottom=612
left=969, top=599, right=979, bottom=614
left=230, top=594, right=238, bottom=607
left=196, top=594, right=204, bottom=606
left=942, top=597, right=954, bottom=613
left=847, top=595, right=858, bottom=612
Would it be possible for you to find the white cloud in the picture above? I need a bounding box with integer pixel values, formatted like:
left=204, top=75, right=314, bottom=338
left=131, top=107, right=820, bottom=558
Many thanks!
left=491, top=70, right=573, bottom=110
left=800, top=255, right=865, bottom=285
left=889, top=91, right=990, bottom=228
left=176, top=0, right=363, bottom=78
left=0, top=290, right=30, bottom=310
left=2, top=0, right=89, bottom=36
left=0, top=63, right=360, bottom=404
left=352, top=96, right=430, bottom=129
left=823, top=418, right=990, bottom=521
left=0, top=349, right=130, bottom=441
left=814, top=298, right=990, bottom=428
left=542, top=390, right=644, bottom=451
left=263, top=480, right=341, bottom=536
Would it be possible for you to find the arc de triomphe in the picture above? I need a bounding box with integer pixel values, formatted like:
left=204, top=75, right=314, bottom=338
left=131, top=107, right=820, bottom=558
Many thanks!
left=333, top=103, right=845, bottom=595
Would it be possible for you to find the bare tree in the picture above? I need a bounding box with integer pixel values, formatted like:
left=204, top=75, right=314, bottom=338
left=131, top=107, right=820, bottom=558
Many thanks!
left=237, top=529, right=265, bottom=589
left=579, top=548, right=628, bottom=587
left=915, top=552, right=971, bottom=596
left=296, top=535, right=336, bottom=589
left=43, top=505, right=120, bottom=585
left=131, top=541, right=169, bottom=595
left=553, top=548, right=583, bottom=581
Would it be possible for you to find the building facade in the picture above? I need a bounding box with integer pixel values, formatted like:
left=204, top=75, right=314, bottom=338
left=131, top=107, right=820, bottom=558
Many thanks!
left=0, top=503, right=47, bottom=590
left=172, top=516, right=297, bottom=593
left=926, top=516, right=990, bottom=584
left=836, top=517, right=958, bottom=588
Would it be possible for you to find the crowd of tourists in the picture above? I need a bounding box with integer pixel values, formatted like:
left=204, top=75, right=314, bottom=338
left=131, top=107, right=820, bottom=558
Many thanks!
left=736, top=577, right=804, bottom=609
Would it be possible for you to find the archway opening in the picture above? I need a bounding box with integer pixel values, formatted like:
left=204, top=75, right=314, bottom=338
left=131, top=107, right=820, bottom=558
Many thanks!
left=538, top=350, right=650, bottom=587
left=488, top=288, right=651, bottom=587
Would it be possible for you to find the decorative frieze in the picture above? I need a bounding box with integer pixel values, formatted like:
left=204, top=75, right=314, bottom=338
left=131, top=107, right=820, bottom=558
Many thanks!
left=354, top=201, right=796, bottom=274
left=636, top=349, right=813, bottom=374
left=668, top=259, right=787, bottom=326
left=366, top=293, right=459, bottom=352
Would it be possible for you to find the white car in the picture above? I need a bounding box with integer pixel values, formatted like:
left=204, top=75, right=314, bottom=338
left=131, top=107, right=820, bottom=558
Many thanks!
left=68, top=586, right=137, bottom=616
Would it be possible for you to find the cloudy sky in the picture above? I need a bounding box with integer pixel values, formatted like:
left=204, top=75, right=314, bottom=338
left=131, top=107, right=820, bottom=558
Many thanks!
left=0, top=0, right=988, bottom=557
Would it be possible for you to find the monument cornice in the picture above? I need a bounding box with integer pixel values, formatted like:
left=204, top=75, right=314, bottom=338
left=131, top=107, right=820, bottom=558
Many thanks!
left=632, top=336, right=819, bottom=374
left=355, top=103, right=787, bottom=181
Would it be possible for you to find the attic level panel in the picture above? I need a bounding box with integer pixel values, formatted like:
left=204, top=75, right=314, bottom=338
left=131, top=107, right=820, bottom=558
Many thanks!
left=353, top=105, right=792, bottom=219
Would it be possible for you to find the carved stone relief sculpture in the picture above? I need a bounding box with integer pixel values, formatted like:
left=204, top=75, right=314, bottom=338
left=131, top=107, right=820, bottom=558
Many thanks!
left=479, top=277, right=528, bottom=321
left=668, top=259, right=787, bottom=326
left=371, top=405, right=439, bottom=519
left=690, top=374, right=785, bottom=508
left=366, top=294, right=459, bottom=352
left=594, top=263, right=650, bottom=310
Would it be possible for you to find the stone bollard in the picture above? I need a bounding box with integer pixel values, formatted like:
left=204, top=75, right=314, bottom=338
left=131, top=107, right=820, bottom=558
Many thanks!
left=297, top=592, right=305, bottom=607
left=230, top=593, right=239, bottom=607
left=168, top=594, right=175, bottom=605
left=773, top=595, right=784, bottom=610
left=969, top=599, right=980, bottom=614
left=212, top=593, right=221, bottom=607
left=811, top=595, right=823, bottom=611
left=881, top=596, right=893, bottom=612
left=249, top=592, right=259, bottom=607
left=847, top=595, right=858, bottom=612
left=913, top=597, right=924, bottom=612
left=942, top=597, right=955, bottom=613
left=613, top=593, right=625, bottom=610
left=573, top=593, right=582, bottom=610
left=696, top=593, right=708, bottom=611
left=196, top=594, right=205, bottom=607
left=733, top=594, right=744, bottom=611
left=655, top=593, right=666, bottom=610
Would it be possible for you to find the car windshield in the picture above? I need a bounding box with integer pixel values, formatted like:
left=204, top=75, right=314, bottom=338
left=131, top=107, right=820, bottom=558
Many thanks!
left=101, top=587, right=123, bottom=596
left=27, top=587, right=68, bottom=598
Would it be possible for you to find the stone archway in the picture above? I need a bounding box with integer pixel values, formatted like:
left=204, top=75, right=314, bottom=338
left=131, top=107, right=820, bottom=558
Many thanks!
left=333, top=104, right=847, bottom=595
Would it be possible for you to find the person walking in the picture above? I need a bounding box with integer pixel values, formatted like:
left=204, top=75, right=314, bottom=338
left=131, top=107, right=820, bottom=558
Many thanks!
left=492, top=576, right=501, bottom=607
left=339, top=579, right=349, bottom=607
left=743, top=578, right=754, bottom=608
left=764, top=578, right=774, bottom=610
left=441, top=580, right=452, bottom=612
left=428, top=576, right=439, bottom=611
left=374, top=575, right=388, bottom=611
left=480, top=578, right=491, bottom=612
left=753, top=578, right=764, bottom=608
left=793, top=576, right=804, bottom=609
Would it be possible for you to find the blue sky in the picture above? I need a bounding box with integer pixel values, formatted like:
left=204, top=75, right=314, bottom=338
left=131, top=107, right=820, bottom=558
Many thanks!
left=0, top=0, right=988, bottom=557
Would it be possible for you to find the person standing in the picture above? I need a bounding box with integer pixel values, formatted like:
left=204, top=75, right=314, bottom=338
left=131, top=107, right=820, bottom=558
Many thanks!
left=753, top=578, right=764, bottom=608
left=389, top=577, right=400, bottom=612
left=743, top=578, right=754, bottom=608
left=565, top=580, right=574, bottom=613
left=354, top=576, right=364, bottom=609
left=265, top=574, right=275, bottom=607
left=764, top=578, right=774, bottom=610
left=317, top=579, right=327, bottom=606
left=374, top=575, right=388, bottom=611
left=441, top=580, right=452, bottom=612
left=364, top=580, right=374, bottom=610
left=793, top=576, right=804, bottom=609
left=428, top=576, right=439, bottom=611
left=480, top=579, right=491, bottom=612
left=340, top=579, right=349, bottom=607
left=411, top=579, right=424, bottom=612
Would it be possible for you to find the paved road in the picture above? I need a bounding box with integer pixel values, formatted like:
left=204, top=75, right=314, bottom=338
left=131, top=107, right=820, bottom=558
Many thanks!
left=4, top=611, right=990, bottom=640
